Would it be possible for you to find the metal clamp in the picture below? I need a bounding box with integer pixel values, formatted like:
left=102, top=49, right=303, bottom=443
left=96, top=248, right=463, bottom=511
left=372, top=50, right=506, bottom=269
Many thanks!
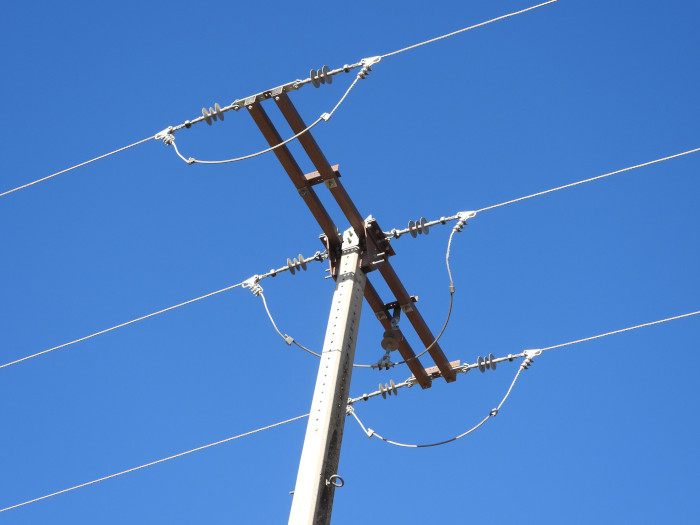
left=155, top=127, right=175, bottom=145
left=242, top=275, right=263, bottom=296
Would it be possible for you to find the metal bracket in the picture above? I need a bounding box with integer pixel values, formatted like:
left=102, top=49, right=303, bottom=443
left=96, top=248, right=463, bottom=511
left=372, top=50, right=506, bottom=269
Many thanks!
left=361, top=56, right=382, bottom=67
left=383, top=296, right=417, bottom=311
left=372, top=351, right=395, bottom=370
left=325, top=475, right=344, bottom=488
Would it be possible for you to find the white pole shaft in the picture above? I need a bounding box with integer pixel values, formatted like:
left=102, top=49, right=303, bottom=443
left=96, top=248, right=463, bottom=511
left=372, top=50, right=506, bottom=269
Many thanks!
left=289, top=230, right=366, bottom=525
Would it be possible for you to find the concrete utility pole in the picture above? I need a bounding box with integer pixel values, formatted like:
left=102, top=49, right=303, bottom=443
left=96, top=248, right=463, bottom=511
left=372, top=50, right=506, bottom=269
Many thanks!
left=288, top=228, right=366, bottom=525
left=244, top=90, right=454, bottom=523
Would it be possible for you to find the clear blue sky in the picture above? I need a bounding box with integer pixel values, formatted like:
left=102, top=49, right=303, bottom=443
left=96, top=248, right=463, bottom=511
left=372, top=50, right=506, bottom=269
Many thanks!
left=1, top=1, right=699, bottom=523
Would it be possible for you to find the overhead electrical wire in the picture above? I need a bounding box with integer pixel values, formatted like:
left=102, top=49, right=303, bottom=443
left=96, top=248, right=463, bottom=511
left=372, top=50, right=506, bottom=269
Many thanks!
left=538, top=310, right=700, bottom=353
left=170, top=114, right=326, bottom=165
left=392, top=211, right=476, bottom=366
left=0, top=413, right=309, bottom=514
left=384, top=146, right=700, bottom=241
left=349, top=355, right=530, bottom=448
left=166, top=58, right=371, bottom=165
left=0, top=136, right=154, bottom=198
left=349, top=309, right=700, bottom=448
left=2, top=251, right=328, bottom=371
left=2, top=0, right=561, bottom=197
left=477, top=146, right=700, bottom=213
left=4, top=142, right=697, bottom=372
left=0, top=281, right=245, bottom=370
left=257, top=290, right=373, bottom=367
left=381, top=0, right=560, bottom=59
left=4, top=305, right=696, bottom=510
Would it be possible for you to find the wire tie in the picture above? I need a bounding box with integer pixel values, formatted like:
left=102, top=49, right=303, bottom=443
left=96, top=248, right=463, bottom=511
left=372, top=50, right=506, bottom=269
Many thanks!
left=283, top=335, right=294, bottom=345
left=490, top=408, right=499, bottom=417
left=367, top=428, right=375, bottom=439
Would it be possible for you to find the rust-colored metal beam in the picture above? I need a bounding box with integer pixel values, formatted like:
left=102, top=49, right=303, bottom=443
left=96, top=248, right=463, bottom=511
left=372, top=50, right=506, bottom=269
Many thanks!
left=274, top=93, right=366, bottom=237
left=259, top=93, right=455, bottom=384
left=363, top=279, right=431, bottom=388
left=304, top=164, right=341, bottom=186
left=247, top=102, right=341, bottom=247
left=378, top=261, right=456, bottom=382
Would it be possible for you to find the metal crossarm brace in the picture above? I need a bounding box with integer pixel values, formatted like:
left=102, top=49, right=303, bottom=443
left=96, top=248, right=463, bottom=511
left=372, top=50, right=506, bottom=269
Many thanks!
left=246, top=102, right=341, bottom=249
left=247, top=93, right=455, bottom=384
left=274, top=93, right=366, bottom=237
left=378, top=261, right=456, bottom=382
left=363, top=280, right=431, bottom=388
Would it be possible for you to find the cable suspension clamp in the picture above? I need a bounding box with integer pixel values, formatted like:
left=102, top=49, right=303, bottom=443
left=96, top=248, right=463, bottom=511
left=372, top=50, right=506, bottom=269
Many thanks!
left=521, top=349, right=542, bottom=370
left=372, top=350, right=395, bottom=370
left=453, top=211, right=477, bottom=233
left=155, top=127, right=175, bottom=146
left=242, top=275, right=263, bottom=296
left=358, top=56, right=381, bottom=79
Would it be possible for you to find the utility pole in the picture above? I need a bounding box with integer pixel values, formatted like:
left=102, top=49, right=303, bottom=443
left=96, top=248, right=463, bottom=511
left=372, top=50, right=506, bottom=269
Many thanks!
left=243, top=86, right=455, bottom=524
left=288, top=228, right=366, bottom=524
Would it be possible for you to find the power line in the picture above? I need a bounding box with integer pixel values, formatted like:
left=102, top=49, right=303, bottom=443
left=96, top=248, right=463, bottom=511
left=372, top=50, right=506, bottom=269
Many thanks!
left=166, top=59, right=373, bottom=166
left=1, top=250, right=329, bottom=371
left=348, top=309, right=700, bottom=447
left=478, top=146, right=700, bottom=213
left=0, top=282, right=245, bottom=370
left=349, top=353, right=532, bottom=448
left=0, top=413, right=308, bottom=515
left=1, top=0, right=560, bottom=197
left=0, top=136, right=154, bottom=199
left=381, top=0, right=560, bottom=59
left=252, top=214, right=478, bottom=370
left=540, top=310, right=700, bottom=353
left=382, top=146, right=700, bottom=238
left=392, top=212, right=474, bottom=366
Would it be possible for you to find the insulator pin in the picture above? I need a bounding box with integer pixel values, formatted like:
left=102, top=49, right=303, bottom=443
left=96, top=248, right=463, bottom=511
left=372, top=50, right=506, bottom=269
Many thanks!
left=407, top=217, right=429, bottom=238
left=379, top=379, right=398, bottom=399
left=202, top=103, right=225, bottom=125
left=287, top=254, right=308, bottom=275
left=310, top=65, right=332, bottom=88
left=477, top=353, right=497, bottom=372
